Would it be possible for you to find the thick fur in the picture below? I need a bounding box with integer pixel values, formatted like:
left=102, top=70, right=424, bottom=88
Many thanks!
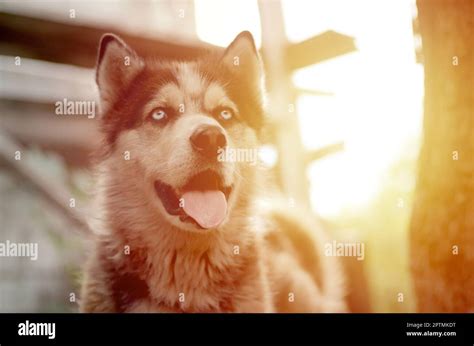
left=80, top=32, right=346, bottom=312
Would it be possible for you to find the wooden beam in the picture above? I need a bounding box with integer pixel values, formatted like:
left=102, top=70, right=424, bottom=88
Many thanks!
left=305, top=142, right=345, bottom=164
left=0, top=12, right=217, bottom=68
left=0, top=129, right=91, bottom=235
left=0, top=56, right=96, bottom=103
left=287, top=30, right=356, bottom=70
left=0, top=100, right=99, bottom=167
left=294, top=87, right=334, bottom=97
left=0, top=57, right=99, bottom=167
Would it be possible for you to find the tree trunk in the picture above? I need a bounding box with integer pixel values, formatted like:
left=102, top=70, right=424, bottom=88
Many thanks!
left=410, top=0, right=473, bottom=312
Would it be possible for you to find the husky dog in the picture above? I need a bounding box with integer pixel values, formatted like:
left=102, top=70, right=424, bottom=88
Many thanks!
left=80, top=31, right=346, bottom=312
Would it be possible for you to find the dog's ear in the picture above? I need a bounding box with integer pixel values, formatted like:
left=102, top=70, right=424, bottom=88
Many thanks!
left=96, top=34, right=143, bottom=112
left=221, top=31, right=262, bottom=78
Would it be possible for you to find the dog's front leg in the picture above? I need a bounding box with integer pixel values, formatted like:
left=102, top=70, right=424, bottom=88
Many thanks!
left=126, top=299, right=180, bottom=313
left=233, top=260, right=274, bottom=313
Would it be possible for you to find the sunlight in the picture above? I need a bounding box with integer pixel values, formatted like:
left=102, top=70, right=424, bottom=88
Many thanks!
left=195, top=0, right=423, bottom=218
left=195, top=0, right=262, bottom=47
left=286, top=0, right=423, bottom=216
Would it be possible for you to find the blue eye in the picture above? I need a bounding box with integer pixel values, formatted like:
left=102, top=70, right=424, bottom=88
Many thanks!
left=219, top=108, right=234, bottom=120
left=151, top=108, right=167, bottom=121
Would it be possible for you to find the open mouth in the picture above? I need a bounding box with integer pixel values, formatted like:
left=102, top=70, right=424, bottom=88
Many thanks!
left=154, top=170, right=232, bottom=229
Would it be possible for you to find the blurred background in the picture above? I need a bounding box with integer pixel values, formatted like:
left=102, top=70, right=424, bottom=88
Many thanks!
left=0, top=0, right=471, bottom=312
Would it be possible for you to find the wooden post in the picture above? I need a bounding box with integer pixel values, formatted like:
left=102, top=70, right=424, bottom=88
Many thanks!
left=410, top=0, right=473, bottom=312
left=258, top=0, right=310, bottom=207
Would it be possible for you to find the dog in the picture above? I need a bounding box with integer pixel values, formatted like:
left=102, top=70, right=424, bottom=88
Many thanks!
left=80, top=31, right=346, bottom=312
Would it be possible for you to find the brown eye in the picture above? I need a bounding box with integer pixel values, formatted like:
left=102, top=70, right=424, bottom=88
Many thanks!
left=150, top=108, right=167, bottom=121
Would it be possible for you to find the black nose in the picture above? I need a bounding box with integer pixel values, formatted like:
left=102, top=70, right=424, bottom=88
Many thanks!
left=190, top=125, right=227, bottom=158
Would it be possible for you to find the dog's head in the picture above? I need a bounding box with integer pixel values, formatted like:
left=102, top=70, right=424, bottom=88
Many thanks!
left=95, top=32, right=265, bottom=232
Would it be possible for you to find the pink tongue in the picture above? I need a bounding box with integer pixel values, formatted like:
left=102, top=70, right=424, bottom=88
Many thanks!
left=182, top=190, right=227, bottom=229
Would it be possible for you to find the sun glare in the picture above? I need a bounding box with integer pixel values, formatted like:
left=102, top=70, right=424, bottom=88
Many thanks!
left=195, top=0, right=262, bottom=47
left=285, top=0, right=423, bottom=216
left=195, top=0, right=423, bottom=218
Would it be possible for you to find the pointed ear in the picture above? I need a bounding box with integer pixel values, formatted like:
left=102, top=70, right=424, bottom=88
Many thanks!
left=96, top=34, right=143, bottom=112
left=221, top=31, right=262, bottom=78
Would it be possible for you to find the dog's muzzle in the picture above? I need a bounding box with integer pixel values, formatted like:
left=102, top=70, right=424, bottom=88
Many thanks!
left=190, top=125, right=227, bottom=160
